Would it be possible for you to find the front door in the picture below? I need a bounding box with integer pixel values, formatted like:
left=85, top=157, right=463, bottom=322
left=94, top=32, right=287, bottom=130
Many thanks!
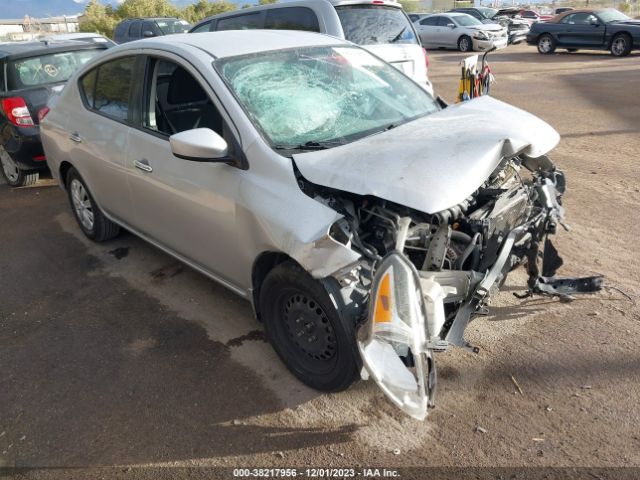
left=125, top=55, right=247, bottom=290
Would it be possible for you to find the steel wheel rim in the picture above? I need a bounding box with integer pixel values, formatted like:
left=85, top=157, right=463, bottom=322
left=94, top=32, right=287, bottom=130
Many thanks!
left=283, top=293, right=337, bottom=362
left=539, top=37, right=551, bottom=53
left=612, top=38, right=626, bottom=55
left=0, top=148, right=19, bottom=183
left=70, top=179, right=94, bottom=231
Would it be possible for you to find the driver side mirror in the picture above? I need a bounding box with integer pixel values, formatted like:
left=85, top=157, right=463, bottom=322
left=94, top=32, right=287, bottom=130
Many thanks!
left=447, top=23, right=456, bottom=29
left=170, top=128, right=229, bottom=162
left=142, top=30, right=155, bottom=38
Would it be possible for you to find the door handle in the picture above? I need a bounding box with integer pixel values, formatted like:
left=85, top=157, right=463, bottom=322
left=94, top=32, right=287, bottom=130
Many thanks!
left=69, top=132, right=82, bottom=143
left=134, top=159, right=153, bottom=173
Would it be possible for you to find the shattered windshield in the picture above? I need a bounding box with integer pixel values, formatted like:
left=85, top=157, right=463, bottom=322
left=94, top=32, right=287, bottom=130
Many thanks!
left=216, top=46, right=438, bottom=149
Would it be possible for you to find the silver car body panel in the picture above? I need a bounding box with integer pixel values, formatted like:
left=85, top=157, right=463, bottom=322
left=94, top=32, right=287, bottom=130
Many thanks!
left=293, top=95, right=560, bottom=214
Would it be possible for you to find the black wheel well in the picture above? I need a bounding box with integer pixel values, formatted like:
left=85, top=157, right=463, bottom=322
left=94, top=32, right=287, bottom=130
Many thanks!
left=609, top=31, right=631, bottom=46
left=59, top=161, right=73, bottom=188
left=251, top=251, right=295, bottom=320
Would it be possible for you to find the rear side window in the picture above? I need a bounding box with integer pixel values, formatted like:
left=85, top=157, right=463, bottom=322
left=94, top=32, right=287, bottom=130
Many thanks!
left=264, top=7, right=320, bottom=32
left=335, top=6, right=418, bottom=45
left=80, top=56, right=135, bottom=122
left=128, top=21, right=142, bottom=38
left=216, top=13, right=263, bottom=31
left=191, top=21, right=212, bottom=33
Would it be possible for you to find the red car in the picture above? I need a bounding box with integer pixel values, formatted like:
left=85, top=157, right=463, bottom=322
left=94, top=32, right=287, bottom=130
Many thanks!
left=519, top=9, right=554, bottom=22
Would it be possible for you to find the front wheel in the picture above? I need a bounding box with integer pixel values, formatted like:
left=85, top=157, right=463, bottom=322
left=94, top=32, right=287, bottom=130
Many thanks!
left=0, top=146, right=38, bottom=187
left=259, top=261, right=360, bottom=392
left=537, top=34, right=556, bottom=54
left=611, top=33, right=632, bottom=57
left=458, top=35, right=473, bottom=52
left=66, top=167, right=120, bottom=242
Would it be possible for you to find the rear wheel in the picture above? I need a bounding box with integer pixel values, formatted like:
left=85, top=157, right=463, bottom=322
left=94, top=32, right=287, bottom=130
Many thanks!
left=458, top=35, right=473, bottom=52
left=537, top=34, right=556, bottom=54
left=611, top=33, right=632, bottom=57
left=0, top=146, right=38, bottom=187
left=66, top=167, right=120, bottom=242
left=259, top=261, right=360, bottom=392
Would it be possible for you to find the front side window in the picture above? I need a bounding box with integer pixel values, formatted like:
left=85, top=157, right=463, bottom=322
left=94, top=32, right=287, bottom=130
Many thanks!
left=335, top=6, right=418, bottom=45
left=128, top=21, right=142, bottom=38
left=143, top=58, right=223, bottom=137
left=562, top=13, right=595, bottom=25
left=264, top=7, right=320, bottom=32
left=6, top=49, right=103, bottom=90
left=216, top=46, right=439, bottom=149
left=191, top=21, right=212, bottom=33
left=216, top=13, right=263, bottom=31
left=80, top=56, right=135, bottom=122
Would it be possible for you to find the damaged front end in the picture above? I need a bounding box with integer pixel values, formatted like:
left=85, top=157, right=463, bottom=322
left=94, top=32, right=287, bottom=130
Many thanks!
left=299, top=152, right=602, bottom=420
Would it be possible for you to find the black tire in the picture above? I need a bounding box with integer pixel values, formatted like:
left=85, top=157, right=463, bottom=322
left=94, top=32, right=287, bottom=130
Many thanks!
left=66, top=167, right=120, bottom=242
left=610, top=33, right=632, bottom=57
left=0, top=146, right=39, bottom=187
left=537, top=34, right=556, bottom=54
left=566, top=48, right=578, bottom=53
left=259, top=261, right=360, bottom=392
left=458, top=35, right=473, bottom=52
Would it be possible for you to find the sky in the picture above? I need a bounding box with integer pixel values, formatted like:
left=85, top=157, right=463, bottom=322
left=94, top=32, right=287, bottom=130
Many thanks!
left=0, top=0, right=225, bottom=19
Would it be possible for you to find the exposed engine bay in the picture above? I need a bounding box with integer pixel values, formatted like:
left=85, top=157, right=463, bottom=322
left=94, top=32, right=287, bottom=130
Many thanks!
left=295, top=153, right=603, bottom=419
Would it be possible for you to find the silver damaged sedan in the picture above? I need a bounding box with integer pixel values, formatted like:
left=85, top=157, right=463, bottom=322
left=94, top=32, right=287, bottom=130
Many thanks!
left=41, top=31, right=601, bottom=420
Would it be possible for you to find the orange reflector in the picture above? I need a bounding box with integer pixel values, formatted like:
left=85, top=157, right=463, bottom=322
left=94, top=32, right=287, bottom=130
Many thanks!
left=374, top=272, right=392, bottom=323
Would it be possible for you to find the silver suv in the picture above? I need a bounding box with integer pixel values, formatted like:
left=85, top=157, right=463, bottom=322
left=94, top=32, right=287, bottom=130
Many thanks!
left=190, top=0, right=432, bottom=95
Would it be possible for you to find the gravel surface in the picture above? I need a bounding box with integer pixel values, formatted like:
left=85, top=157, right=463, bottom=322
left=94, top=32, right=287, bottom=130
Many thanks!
left=0, top=44, right=639, bottom=478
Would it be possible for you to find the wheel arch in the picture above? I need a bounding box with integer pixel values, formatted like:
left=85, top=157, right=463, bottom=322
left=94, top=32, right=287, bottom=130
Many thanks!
left=608, top=31, right=632, bottom=48
left=59, top=160, right=74, bottom=189
left=251, top=251, right=298, bottom=320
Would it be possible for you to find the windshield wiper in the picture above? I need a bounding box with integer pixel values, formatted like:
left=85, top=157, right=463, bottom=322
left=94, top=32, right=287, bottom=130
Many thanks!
left=389, top=27, right=407, bottom=43
left=274, top=140, right=345, bottom=151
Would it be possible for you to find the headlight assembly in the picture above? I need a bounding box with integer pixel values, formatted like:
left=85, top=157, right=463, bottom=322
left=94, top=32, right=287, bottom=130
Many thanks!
left=474, top=31, right=489, bottom=40
left=357, top=252, right=437, bottom=420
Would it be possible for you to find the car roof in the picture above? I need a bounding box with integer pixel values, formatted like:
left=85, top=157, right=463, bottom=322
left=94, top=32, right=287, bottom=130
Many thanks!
left=115, top=30, right=348, bottom=59
left=0, top=40, right=106, bottom=60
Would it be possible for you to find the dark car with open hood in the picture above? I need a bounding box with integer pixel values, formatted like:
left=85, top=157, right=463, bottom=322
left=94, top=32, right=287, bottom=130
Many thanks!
left=527, top=8, right=640, bottom=56
left=0, top=40, right=107, bottom=186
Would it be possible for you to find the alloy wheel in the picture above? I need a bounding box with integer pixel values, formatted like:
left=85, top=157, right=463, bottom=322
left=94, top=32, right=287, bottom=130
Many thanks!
left=460, top=37, right=471, bottom=52
left=0, top=147, right=20, bottom=183
left=70, top=178, right=94, bottom=231
left=612, top=37, right=626, bottom=56
left=539, top=37, right=552, bottom=53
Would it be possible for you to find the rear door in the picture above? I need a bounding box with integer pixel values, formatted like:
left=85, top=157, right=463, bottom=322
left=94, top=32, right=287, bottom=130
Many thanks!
left=334, top=4, right=428, bottom=85
left=68, top=55, right=140, bottom=223
left=415, top=16, right=442, bottom=48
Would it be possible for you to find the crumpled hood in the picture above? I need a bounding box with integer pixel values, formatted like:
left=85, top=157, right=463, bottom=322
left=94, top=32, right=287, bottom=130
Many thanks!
left=293, top=96, right=560, bottom=214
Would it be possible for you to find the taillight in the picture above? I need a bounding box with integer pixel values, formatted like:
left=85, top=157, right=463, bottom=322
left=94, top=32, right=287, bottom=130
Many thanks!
left=1, top=97, right=34, bottom=127
left=38, top=107, right=50, bottom=122
left=422, top=47, right=430, bottom=69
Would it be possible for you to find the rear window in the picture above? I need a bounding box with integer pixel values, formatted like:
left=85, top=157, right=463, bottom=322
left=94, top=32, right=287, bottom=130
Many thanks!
left=155, top=19, right=190, bottom=34
left=335, top=5, right=418, bottom=45
left=264, top=7, right=320, bottom=32
left=7, top=49, right=103, bottom=90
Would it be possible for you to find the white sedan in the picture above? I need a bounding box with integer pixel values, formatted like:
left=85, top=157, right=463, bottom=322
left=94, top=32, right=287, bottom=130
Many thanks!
left=414, top=12, right=508, bottom=52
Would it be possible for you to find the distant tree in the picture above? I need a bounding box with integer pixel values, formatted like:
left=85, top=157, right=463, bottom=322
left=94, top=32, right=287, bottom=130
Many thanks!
left=258, top=0, right=278, bottom=4
left=116, top=0, right=180, bottom=19
left=182, top=0, right=237, bottom=23
left=618, top=1, right=632, bottom=13
left=79, top=0, right=119, bottom=37
left=241, top=3, right=253, bottom=8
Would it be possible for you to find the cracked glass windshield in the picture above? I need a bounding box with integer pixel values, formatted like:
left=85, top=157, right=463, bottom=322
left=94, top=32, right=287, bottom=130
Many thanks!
left=216, top=46, right=438, bottom=149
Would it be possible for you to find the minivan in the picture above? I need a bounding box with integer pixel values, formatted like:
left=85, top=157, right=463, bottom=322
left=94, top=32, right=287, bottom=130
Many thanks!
left=189, top=0, right=433, bottom=95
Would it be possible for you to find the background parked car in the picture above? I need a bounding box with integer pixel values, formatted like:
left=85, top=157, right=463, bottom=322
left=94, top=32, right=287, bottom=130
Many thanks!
left=113, top=17, right=190, bottom=43
left=415, top=13, right=507, bottom=52
left=189, top=0, right=433, bottom=96
left=526, top=8, right=640, bottom=56
left=451, top=6, right=530, bottom=44
left=0, top=40, right=107, bottom=186
left=518, top=9, right=554, bottom=22
left=41, top=33, right=116, bottom=48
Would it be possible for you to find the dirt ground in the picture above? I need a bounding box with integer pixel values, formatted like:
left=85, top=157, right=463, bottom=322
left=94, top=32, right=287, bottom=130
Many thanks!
left=1, top=44, right=639, bottom=479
